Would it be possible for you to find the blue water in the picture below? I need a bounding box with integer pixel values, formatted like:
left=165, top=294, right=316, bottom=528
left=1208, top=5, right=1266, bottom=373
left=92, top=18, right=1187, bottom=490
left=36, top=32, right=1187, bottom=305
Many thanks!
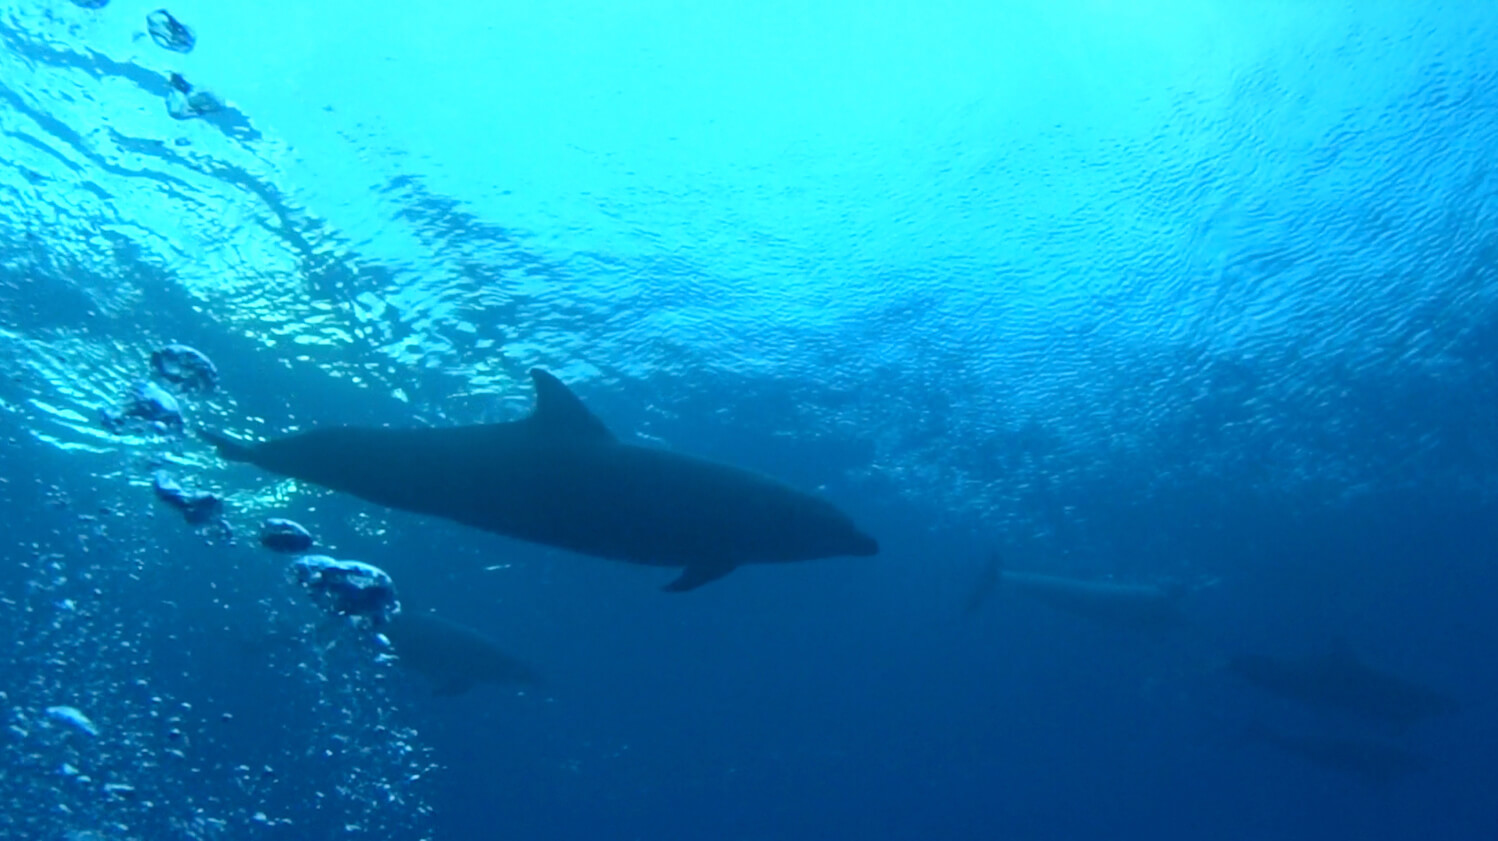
left=2, top=1, right=1496, bottom=838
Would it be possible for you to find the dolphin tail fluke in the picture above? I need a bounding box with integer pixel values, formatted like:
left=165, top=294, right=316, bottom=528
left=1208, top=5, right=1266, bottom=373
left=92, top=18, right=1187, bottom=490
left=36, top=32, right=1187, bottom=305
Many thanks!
left=201, top=429, right=254, bottom=463
left=662, top=561, right=736, bottom=592
left=963, top=551, right=1003, bottom=616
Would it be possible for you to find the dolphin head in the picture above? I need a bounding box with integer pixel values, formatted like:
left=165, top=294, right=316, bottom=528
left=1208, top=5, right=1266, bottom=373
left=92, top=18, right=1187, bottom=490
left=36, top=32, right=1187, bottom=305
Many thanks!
left=804, top=525, right=878, bottom=560
left=793, top=500, right=879, bottom=559
left=843, top=526, right=879, bottom=556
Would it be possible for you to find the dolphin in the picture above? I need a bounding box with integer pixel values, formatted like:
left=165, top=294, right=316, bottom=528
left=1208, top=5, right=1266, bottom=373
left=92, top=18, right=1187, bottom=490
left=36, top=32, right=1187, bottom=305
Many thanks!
left=232, top=609, right=537, bottom=696
left=1229, top=644, right=1459, bottom=726
left=381, top=611, right=539, bottom=696
left=1240, top=723, right=1427, bottom=783
left=964, top=552, right=1189, bottom=630
left=202, top=368, right=878, bottom=591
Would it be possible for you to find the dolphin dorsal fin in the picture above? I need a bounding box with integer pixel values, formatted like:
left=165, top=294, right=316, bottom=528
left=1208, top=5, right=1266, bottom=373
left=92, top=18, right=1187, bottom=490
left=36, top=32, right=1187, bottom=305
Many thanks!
left=527, top=369, right=614, bottom=441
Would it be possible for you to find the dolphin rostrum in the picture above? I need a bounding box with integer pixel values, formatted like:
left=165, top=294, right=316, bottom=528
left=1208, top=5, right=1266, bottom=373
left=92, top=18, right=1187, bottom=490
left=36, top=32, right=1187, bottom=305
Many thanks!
left=202, top=369, right=878, bottom=591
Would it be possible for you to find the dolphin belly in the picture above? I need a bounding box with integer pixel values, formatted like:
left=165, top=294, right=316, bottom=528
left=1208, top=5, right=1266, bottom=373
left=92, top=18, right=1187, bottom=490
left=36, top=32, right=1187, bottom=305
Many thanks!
left=473, top=442, right=874, bottom=568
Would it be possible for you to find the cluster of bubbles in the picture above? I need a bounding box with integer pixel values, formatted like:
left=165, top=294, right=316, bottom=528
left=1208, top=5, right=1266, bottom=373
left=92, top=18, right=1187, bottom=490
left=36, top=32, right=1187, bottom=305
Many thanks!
left=0, top=523, right=242, bottom=841
left=101, top=344, right=233, bottom=539
left=260, top=516, right=404, bottom=630
left=0, top=341, right=432, bottom=839
left=67, top=4, right=222, bottom=119
left=146, top=9, right=196, bottom=54
left=150, top=470, right=224, bottom=531
left=100, top=344, right=217, bottom=436
left=288, top=555, right=401, bottom=628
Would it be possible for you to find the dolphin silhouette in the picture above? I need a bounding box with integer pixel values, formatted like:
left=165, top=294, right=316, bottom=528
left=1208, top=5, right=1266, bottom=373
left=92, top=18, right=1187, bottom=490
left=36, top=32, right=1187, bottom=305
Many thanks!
left=381, top=611, right=539, bottom=696
left=964, top=552, right=1189, bottom=630
left=1240, top=722, right=1427, bottom=783
left=202, top=369, right=878, bottom=590
left=1230, top=644, right=1459, bottom=726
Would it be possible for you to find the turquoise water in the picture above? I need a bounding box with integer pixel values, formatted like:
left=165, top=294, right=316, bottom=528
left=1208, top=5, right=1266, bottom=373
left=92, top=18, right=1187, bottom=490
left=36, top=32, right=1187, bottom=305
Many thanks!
left=2, top=1, right=1496, bottom=839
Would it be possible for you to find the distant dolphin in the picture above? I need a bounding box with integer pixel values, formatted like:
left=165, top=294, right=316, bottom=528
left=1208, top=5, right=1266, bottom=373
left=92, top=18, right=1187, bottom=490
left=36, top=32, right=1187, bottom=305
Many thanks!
left=1230, top=644, right=1459, bottom=726
left=964, top=552, right=1189, bottom=630
left=381, top=611, right=539, bottom=696
left=235, top=610, right=538, bottom=696
left=1240, top=723, right=1427, bottom=783
left=202, top=369, right=878, bottom=591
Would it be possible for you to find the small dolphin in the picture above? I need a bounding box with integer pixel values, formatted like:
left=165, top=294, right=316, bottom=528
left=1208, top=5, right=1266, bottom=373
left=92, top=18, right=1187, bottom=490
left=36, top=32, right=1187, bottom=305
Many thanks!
left=964, top=552, right=1189, bottom=630
left=381, top=611, right=539, bottom=696
left=203, top=369, right=877, bottom=591
left=1230, top=644, right=1459, bottom=726
left=236, top=610, right=537, bottom=696
left=1241, top=723, right=1427, bottom=783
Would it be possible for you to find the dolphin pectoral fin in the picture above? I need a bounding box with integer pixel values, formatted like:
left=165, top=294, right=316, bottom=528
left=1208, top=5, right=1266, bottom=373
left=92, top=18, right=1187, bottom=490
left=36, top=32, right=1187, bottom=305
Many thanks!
left=662, top=562, right=737, bottom=592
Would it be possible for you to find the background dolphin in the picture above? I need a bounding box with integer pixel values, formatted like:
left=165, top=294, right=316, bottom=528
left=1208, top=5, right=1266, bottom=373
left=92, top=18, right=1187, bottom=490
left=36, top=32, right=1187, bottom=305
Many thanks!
left=1240, top=722, right=1427, bottom=783
left=203, top=369, right=878, bottom=591
left=964, top=552, right=1189, bottom=630
left=381, top=611, right=540, bottom=696
left=1229, top=645, right=1460, bottom=726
